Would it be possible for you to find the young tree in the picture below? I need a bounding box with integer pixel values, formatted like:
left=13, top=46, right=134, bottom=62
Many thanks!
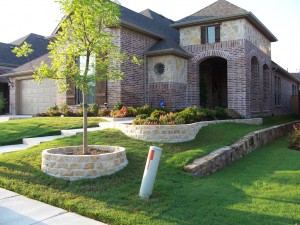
left=35, top=0, right=137, bottom=154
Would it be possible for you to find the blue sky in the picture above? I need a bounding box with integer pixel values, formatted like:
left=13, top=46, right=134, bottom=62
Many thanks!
left=0, top=0, right=299, bottom=72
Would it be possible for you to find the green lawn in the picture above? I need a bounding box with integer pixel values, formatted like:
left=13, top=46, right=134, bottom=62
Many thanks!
left=0, top=117, right=106, bottom=145
left=0, top=115, right=300, bottom=225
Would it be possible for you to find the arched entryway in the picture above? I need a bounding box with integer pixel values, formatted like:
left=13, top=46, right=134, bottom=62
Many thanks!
left=199, top=57, right=228, bottom=108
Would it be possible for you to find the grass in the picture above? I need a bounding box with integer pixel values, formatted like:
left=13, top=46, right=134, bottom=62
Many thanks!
left=0, top=115, right=300, bottom=225
left=0, top=117, right=106, bottom=145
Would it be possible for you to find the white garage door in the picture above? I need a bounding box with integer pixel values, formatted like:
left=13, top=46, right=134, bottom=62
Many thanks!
left=19, top=79, right=58, bottom=115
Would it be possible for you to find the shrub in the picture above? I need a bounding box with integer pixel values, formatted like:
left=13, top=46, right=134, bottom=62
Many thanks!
left=176, top=106, right=199, bottom=124
left=201, top=107, right=215, bottom=120
left=150, top=110, right=167, bottom=120
left=0, top=92, right=6, bottom=113
left=127, top=106, right=137, bottom=117
left=136, top=105, right=151, bottom=116
left=215, top=107, right=228, bottom=120
left=160, top=112, right=177, bottom=125
left=114, top=102, right=124, bottom=110
left=59, top=103, right=73, bottom=116
left=110, top=106, right=129, bottom=118
left=132, top=117, right=159, bottom=125
left=289, top=124, right=300, bottom=150
left=77, top=104, right=84, bottom=117
left=98, top=108, right=111, bottom=117
left=136, top=114, right=148, bottom=120
left=88, top=103, right=99, bottom=116
left=46, top=105, right=61, bottom=117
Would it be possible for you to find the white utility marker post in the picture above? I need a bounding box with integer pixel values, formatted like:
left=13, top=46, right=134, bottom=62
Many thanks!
left=139, top=146, right=163, bottom=199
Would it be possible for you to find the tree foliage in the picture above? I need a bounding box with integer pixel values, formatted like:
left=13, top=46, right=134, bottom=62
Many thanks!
left=35, top=0, right=126, bottom=94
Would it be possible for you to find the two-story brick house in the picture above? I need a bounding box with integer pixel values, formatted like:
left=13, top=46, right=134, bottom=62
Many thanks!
left=2, top=0, right=299, bottom=117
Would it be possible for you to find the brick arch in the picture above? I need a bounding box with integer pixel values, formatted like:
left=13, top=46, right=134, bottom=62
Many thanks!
left=192, top=50, right=233, bottom=63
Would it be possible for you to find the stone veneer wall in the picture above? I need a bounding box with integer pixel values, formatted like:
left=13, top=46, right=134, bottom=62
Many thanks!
left=42, top=145, right=128, bottom=181
left=101, top=118, right=262, bottom=143
left=184, top=120, right=300, bottom=177
left=148, top=55, right=188, bottom=84
left=179, top=19, right=271, bottom=56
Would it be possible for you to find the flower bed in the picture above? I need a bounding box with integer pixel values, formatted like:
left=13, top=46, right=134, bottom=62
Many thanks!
left=42, top=145, right=128, bottom=181
left=100, top=118, right=263, bottom=143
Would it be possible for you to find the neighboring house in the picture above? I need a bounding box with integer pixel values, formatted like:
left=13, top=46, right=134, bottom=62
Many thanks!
left=1, top=0, right=299, bottom=117
left=0, top=33, right=49, bottom=113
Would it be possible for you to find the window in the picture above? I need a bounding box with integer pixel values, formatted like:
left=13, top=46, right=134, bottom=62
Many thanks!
left=275, top=76, right=281, bottom=106
left=75, top=55, right=96, bottom=105
left=154, top=63, right=165, bottom=76
left=292, top=84, right=297, bottom=95
left=201, top=24, right=220, bottom=44
left=263, top=65, right=270, bottom=110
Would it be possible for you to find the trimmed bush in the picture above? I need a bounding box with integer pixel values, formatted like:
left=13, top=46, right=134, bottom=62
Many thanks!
left=98, top=108, right=111, bottom=117
left=215, top=107, right=228, bottom=120
left=46, top=105, right=61, bottom=117
left=176, top=106, right=199, bottom=124
left=150, top=110, right=167, bottom=120
left=288, top=124, right=300, bottom=150
left=88, top=103, right=99, bottom=116
left=0, top=92, right=6, bottom=113
left=136, top=105, right=151, bottom=116
left=114, top=102, right=124, bottom=110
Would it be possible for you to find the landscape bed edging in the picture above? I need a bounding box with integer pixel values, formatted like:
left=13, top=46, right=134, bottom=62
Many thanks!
left=184, top=120, right=300, bottom=177
left=100, top=118, right=263, bottom=143
left=42, top=145, right=128, bottom=181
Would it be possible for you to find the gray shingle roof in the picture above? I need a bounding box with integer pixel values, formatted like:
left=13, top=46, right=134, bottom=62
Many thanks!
left=176, top=0, right=247, bottom=25
left=120, top=6, right=191, bottom=58
left=0, top=33, right=49, bottom=69
left=172, top=0, right=277, bottom=42
left=272, top=61, right=299, bottom=83
left=13, top=53, right=52, bottom=73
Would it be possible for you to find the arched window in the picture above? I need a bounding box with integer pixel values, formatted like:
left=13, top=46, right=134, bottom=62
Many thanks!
left=263, top=64, right=270, bottom=110
left=251, top=56, right=260, bottom=112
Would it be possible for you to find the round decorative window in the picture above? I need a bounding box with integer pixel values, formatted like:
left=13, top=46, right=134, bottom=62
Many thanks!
left=154, top=63, right=165, bottom=76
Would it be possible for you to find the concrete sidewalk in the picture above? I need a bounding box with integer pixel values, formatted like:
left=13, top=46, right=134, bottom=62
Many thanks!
left=0, top=188, right=106, bottom=225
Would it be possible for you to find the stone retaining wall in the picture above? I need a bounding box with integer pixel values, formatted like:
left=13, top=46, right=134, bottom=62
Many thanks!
left=101, top=118, right=262, bottom=143
left=42, top=145, right=128, bottom=181
left=184, top=120, right=300, bottom=177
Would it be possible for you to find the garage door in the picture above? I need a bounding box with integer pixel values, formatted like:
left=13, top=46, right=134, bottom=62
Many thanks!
left=19, top=79, right=58, bottom=115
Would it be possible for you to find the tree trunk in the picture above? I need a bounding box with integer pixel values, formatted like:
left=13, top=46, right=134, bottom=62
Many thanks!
left=82, top=90, right=88, bottom=155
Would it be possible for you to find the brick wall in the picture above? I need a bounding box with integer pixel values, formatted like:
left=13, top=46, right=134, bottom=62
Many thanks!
left=273, top=69, right=298, bottom=115
left=179, top=39, right=273, bottom=118
left=107, top=28, right=157, bottom=108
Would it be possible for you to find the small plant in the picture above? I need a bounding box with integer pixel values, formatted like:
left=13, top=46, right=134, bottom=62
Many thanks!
left=127, top=106, right=137, bottom=117
left=59, top=103, right=73, bottom=116
left=0, top=92, right=6, bottom=114
left=98, top=108, right=111, bottom=117
left=150, top=110, right=167, bottom=120
left=114, top=102, right=124, bottom=110
left=215, top=107, right=228, bottom=120
left=288, top=124, right=300, bottom=150
left=136, top=114, right=148, bottom=120
left=46, top=105, right=61, bottom=117
left=160, top=112, right=178, bottom=125
left=88, top=103, right=99, bottom=116
left=201, top=107, right=215, bottom=120
left=136, top=105, right=151, bottom=116
left=77, top=104, right=84, bottom=117
left=176, top=106, right=199, bottom=124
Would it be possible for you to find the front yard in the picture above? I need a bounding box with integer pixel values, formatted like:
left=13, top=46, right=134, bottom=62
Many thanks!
left=0, top=115, right=299, bottom=224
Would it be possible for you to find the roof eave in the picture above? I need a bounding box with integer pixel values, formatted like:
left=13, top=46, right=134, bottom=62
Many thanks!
left=2, top=70, right=34, bottom=78
left=120, top=20, right=165, bottom=39
left=146, top=48, right=192, bottom=59
left=272, top=61, right=299, bottom=83
left=172, top=12, right=278, bottom=42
